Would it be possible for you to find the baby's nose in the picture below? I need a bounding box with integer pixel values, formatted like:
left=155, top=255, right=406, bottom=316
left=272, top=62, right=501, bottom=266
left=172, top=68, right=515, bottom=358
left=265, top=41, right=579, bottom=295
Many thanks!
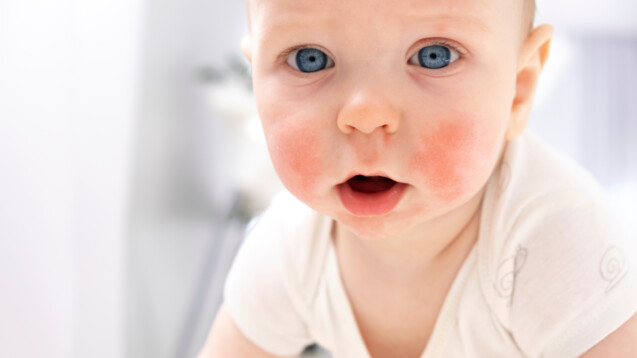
left=336, top=91, right=401, bottom=135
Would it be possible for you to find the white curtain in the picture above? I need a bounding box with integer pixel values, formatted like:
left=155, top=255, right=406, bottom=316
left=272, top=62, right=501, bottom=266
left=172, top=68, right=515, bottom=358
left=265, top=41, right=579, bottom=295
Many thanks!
left=0, top=1, right=144, bottom=357
left=575, top=35, right=637, bottom=185
left=575, top=35, right=637, bottom=238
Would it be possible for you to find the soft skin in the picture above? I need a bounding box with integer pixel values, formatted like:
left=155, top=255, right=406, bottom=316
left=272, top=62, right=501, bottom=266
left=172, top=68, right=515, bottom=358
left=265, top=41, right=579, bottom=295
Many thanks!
left=247, top=0, right=540, bottom=244
left=199, top=0, right=637, bottom=357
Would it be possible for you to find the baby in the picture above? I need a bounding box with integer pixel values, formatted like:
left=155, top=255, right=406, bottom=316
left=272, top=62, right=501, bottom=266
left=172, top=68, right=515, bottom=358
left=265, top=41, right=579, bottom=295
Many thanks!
left=200, top=0, right=637, bottom=357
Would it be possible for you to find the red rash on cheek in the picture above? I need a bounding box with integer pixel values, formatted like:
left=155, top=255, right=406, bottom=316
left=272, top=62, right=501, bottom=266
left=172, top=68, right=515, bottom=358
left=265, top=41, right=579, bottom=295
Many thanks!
left=409, top=119, right=482, bottom=203
left=268, top=124, right=324, bottom=194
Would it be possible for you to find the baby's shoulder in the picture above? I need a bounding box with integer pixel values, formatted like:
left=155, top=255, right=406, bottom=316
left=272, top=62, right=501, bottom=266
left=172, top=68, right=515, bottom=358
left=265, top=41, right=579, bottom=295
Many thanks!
left=477, top=132, right=637, bottom=357
left=482, top=131, right=622, bottom=260
left=244, top=190, right=333, bottom=302
left=221, top=191, right=331, bottom=355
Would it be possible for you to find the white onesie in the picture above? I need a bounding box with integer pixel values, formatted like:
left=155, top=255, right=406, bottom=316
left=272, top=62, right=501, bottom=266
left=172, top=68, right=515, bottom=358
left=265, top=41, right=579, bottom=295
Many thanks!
left=223, top=131, right=637, bottom=358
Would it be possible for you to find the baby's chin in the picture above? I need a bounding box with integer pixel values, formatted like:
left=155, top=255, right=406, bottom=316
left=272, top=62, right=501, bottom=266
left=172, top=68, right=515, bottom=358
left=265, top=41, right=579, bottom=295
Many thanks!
left=332, top=211, right=417, bottom=241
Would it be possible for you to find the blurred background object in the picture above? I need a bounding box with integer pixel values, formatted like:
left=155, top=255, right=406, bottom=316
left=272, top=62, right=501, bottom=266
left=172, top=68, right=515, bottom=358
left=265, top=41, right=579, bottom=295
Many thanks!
left=0, top=0, right=143, bottom=357
left=0, top=0, right=634, bottom=357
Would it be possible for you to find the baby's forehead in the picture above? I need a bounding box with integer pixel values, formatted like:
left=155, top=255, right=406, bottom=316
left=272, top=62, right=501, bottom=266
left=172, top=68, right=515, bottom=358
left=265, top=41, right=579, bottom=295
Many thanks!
left=252, top=0, right=487, bottom=17
left=250, top=0, right=516, bottom=16
left=248, top=0, right=524, bottom=36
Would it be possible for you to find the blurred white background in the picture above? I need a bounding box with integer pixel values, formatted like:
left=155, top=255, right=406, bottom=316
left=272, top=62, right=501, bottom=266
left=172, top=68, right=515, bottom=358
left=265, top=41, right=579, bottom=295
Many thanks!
left=0, top=0, right=635, bottom=357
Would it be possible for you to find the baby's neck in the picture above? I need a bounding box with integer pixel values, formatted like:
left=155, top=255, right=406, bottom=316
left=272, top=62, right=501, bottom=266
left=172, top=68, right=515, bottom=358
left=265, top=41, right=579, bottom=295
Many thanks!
left=333, top=185, right=485, bottom=286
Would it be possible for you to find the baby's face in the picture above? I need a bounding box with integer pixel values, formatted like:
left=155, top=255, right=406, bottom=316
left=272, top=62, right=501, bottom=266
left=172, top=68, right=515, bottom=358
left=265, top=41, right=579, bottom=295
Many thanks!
left=248, top=0, right=528, bottom=238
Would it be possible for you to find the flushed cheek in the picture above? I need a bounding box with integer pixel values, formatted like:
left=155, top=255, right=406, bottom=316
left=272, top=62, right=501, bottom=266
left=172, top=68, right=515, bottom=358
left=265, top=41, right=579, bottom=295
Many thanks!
left=266, top=122, right=326, bottom=200
left=409, top=118, right=501, bottom=204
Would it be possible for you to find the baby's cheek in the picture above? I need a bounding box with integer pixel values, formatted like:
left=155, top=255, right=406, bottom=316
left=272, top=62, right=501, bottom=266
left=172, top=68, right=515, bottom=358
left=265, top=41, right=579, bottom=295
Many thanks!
left=267, top=123, right=324, bottom=198
left=409, top=119, right=499, bottom=203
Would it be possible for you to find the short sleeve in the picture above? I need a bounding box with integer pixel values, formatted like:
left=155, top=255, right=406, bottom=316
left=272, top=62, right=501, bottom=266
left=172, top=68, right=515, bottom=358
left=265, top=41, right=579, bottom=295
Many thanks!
left=507, top=191, right=637, bottom=358
left=223, top=195, right=314, bottom=356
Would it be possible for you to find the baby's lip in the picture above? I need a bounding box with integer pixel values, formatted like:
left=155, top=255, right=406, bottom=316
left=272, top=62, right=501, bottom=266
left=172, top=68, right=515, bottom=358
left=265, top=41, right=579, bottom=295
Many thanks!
left=336, top=173, right=408, bottom=217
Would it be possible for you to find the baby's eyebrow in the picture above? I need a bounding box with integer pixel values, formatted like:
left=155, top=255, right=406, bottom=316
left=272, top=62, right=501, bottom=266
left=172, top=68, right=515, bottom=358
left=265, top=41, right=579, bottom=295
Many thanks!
left=405, top=13, right=492, bottom=34
left=260, top=11, right=332, bottom=37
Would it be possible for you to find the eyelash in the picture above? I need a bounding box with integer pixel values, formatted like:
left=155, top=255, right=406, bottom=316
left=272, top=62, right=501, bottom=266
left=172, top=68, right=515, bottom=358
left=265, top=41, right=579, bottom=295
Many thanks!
left=280, top=39, right=467, bottom=73
left=279, top=45, right=308, bottom=63
left=419, top=40, right=466, bottom=59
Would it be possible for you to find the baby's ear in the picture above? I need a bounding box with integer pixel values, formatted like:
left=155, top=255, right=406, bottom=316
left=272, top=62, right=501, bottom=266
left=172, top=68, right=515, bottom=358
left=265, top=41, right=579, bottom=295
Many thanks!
left=240, top=35, right=253, bottom=63
left=506, top=24, right=554, bottom=141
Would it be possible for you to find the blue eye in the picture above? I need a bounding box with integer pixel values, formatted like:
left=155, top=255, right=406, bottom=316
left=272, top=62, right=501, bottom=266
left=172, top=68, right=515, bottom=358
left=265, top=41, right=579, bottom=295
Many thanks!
left=410, top=44, right=460, bottom=69
left=286, top=47, right=334, bottom=73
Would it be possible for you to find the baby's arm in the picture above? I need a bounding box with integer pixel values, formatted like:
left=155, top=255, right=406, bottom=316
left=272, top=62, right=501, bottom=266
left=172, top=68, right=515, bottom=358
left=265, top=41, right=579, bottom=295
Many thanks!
left=579, top=312, right=637, bottom=357
left=198, top=302, right=299, bottom=358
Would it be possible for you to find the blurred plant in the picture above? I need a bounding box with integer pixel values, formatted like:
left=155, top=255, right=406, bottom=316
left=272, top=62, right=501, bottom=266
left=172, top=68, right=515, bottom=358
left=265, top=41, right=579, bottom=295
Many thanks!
left=202, top=56, right=282, bottom=219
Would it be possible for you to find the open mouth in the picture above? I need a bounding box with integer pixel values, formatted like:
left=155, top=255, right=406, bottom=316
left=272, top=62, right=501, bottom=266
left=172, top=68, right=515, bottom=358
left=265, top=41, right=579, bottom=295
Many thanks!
left=347, top=175, right=397, bottom=193
left=337, top=174, right=407, bottom=217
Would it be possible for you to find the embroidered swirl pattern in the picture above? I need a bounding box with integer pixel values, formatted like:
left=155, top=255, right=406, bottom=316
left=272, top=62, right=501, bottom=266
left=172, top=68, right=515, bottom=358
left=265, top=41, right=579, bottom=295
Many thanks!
left=600, top=246, right=628, bottom=293
left=495, top=245, right=528, bottom=298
